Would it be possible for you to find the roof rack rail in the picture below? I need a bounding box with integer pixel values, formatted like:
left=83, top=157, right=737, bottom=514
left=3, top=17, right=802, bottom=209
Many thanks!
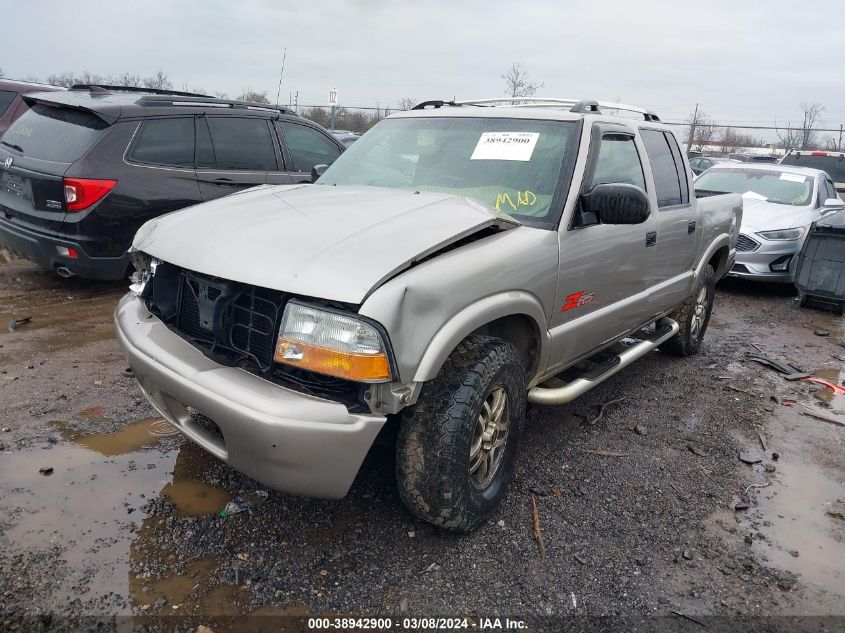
left=69, top=84, right=210, bottom=98
left=452, top=97, right=660, bottom=121
left=411, top=100, right=462, bottom=110
left=135, top=95, right=296, bottom=115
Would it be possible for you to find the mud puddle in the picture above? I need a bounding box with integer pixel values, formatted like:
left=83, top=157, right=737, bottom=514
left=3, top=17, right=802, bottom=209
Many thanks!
left=748, top=369, right=845, bottom=614
left=0, top=416, right=230, bottom=613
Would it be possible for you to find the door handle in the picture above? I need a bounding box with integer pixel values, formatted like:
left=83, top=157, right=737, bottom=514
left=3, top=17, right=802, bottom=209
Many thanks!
left=688, top=221, right=696, bottom=234
left=645, top=231, right=657, bottom=247
left=213, top=177, right=236, bottom=185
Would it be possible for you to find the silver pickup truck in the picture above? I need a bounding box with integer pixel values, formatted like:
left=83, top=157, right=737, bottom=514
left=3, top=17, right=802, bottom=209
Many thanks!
left=116, top=97, right=742, bottom=532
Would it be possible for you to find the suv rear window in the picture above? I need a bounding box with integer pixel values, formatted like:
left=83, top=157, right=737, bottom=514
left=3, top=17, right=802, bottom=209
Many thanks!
left=0, top=90, right=16, bottom=116
left=129, top=118, right=195, bottom=167
left=2, top=104, right=106, bottom=162
left=781, top=154, right=845, bottom=182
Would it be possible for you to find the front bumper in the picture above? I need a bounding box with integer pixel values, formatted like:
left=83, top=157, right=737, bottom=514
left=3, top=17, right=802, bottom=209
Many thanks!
left=114, top=293, right=387, bottom=498
left=0, top=215, right=129, bottom=280
left=727, top=233, right=802, bottom=283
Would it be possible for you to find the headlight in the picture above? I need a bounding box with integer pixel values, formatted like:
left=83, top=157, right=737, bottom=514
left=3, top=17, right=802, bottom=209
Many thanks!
left=274, top=302, right=392, bottom=382
left=756, top=228, right=806, bottom=241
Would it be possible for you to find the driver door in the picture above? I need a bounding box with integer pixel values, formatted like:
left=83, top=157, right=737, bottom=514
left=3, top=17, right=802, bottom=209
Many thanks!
left=546, top=124, right=658, bottom=373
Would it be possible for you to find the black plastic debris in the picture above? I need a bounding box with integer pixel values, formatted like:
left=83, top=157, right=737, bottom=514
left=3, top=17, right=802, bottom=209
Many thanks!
left=796, top=207, right=845, bottom=315
left=739, top=450, right=763, bottom=464
left=8, top=315, right=32, bottom=333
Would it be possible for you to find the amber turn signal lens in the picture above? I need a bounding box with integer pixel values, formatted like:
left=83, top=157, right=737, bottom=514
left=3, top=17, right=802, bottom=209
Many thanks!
left=275, top=338, right=391, bottom=382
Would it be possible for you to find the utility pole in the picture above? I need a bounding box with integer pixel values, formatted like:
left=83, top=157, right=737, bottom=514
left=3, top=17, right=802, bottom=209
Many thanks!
left=686, top=102, right=699, bottom=150
left=839, top=124, right=843, bottom=152
left=330, top=104, right=336, bottom=130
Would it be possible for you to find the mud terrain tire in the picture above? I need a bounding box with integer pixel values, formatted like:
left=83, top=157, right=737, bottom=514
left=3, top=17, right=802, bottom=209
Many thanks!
left=660, top=264, right=716, bottom=357
left=395, top=335, right=526, bottom=533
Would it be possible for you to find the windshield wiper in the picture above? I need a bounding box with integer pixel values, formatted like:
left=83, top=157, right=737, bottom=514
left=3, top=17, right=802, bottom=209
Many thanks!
left=0, top=140, right=23, bottom=153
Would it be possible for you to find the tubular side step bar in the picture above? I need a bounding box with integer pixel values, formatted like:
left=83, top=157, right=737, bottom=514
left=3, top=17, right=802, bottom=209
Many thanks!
left=527, top=318, right=680, bottom=406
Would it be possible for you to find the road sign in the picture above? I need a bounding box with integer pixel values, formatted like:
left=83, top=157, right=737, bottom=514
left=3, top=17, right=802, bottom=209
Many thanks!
left=328, top=88, right=339, bottom=106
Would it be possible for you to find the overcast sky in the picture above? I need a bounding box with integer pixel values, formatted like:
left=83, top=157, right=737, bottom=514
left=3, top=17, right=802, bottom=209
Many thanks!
left=2, top=0, right=843, bottom=130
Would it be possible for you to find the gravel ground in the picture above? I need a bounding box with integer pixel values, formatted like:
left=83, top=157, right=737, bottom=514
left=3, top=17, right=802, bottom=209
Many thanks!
left=0, top=256, right=843, bottom=632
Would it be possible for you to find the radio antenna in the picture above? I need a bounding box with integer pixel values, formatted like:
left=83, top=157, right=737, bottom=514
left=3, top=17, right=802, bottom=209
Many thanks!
left=275, top=48, right=287, bottom=107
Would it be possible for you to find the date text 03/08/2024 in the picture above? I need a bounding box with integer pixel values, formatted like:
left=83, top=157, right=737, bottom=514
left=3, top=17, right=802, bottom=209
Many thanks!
left=306, top=617, right=528, bottom=630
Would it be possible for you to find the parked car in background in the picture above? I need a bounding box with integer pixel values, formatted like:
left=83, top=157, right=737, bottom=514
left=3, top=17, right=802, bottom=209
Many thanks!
left=695, top=163, right=843, bottom=283
left=689, top=156, right=731, bottom=175
left=118, top=97, right=741, bottom=532
left=0, top=79, right=64, bottom=136
left=780, top=149, right=845, bottom=196
left=0, top=85, right=345, bottom=280
left=728, top=153, right=778, bottom=164
left=334, top=133, right=361, bottom=147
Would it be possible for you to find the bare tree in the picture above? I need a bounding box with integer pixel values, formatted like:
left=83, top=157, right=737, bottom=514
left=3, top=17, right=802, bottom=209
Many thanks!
left=776, top=103, right=825, bottom=150
left=77, top=70, right=105, bottom=85
left=238, top=90, right=270, bottom=104
left=501, top=63, right=543, bottom=99
left=0, top=68, right=4, bottom=78
left=717, top=128, right=764, bottom=154
left=113, top=72, right=142, bottom=87
left=799, top=102, right=824, bottom=149
left=46, top=72, right=76, bottom=87
left=397, top=97, right=417, bottom=111
left=143, top=71, right=172, bottom=91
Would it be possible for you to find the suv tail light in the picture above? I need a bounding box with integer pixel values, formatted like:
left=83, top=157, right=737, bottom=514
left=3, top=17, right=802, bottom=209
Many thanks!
left=63, top=178, right=117, bottom=211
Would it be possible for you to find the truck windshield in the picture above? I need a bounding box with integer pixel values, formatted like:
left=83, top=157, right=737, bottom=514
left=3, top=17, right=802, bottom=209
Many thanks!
left=695, top=168, right=812, bottom=206
left=318, top=117, right=576, bottom=224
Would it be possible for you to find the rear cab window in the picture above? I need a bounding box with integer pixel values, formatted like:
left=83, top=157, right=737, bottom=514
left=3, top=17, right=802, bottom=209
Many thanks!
left=2, top=103, right=106, bottom=162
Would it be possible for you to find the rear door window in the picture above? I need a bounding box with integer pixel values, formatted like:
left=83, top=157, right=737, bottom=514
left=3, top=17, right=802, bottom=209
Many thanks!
left=2, top=103, right=106, bottom=162
left=204, top=118, right=277, bottom=171
left=279, top=121, right=342, bottom=173
left=589, top=134, right=645, bottom=189
left=641, top=129, right=684, bottom=208
left=0, top=90, right=16, bottom=116
left=128, top=117, right=195, bottom=167
left=665, top=133, right=690, bottom=203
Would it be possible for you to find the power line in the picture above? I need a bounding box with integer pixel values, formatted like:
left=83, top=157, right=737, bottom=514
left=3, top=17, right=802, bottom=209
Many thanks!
left=663, top=121, right=843, bottom=133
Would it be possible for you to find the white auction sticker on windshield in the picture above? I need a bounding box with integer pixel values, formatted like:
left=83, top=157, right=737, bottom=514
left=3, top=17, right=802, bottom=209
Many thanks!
left=779, top=173, right=806, bottom=182
left=471, top=132, right=540, bottom=161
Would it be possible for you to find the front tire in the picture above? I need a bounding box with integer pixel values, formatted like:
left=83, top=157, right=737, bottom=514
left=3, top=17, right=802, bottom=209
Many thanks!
left=395, top=335, right=526, bottom=533
left=660, top=264, right=716, bottom=357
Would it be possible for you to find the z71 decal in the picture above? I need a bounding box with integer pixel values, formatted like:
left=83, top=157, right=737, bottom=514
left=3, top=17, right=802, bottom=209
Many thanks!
left=561, top=290, right=595, bottom=312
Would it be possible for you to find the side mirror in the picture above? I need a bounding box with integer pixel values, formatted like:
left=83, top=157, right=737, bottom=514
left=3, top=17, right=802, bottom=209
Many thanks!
left=310, top=164, right=329, bottom=183
left=823, top=197, right=844, bottom=208
left=579, top=183, right=650, bottom=225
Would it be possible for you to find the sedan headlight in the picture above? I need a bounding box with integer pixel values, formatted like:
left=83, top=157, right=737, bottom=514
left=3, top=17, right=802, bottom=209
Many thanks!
left=756, top=228, right=806, bottom=241
left=274, top=302, right=392, bottom=382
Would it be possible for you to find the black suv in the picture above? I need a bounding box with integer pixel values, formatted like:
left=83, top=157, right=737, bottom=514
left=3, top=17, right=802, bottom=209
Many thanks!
left=0, top=86, right=345, bottom=279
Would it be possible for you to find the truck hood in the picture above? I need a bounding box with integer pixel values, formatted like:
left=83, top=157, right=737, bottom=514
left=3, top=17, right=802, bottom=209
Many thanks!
left=133, top=184, right=517, bottom=304
left=739, top=197, right=813, bottom=233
